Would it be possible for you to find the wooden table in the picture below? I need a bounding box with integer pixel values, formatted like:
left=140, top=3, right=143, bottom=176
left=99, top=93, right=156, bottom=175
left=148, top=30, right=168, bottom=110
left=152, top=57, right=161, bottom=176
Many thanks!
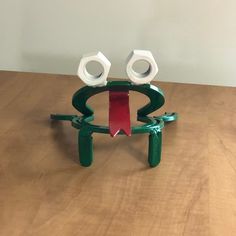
left=0, top=71, right=236, bottom=236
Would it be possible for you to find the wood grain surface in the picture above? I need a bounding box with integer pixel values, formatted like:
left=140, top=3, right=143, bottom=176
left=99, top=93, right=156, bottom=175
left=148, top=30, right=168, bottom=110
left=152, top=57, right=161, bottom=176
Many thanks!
left=0, top=71, right=235, bottom=236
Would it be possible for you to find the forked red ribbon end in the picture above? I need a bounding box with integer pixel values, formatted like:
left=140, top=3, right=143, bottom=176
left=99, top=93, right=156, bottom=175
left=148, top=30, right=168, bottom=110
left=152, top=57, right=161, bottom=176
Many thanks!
left=109, top=90, right=131, bottom=137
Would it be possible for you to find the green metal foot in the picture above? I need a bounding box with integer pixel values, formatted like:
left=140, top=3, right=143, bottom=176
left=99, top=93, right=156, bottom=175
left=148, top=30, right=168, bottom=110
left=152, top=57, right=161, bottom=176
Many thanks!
left=78, top=128, right=93, bottom=167
left=148, top=130, right=162, bottom=167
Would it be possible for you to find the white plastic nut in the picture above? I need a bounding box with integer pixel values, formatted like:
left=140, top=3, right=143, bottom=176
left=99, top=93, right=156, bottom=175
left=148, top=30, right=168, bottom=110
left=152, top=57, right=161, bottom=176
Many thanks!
left=126, top=50, right=158, bottom=85
left=77, top=51, right=111, bottom=87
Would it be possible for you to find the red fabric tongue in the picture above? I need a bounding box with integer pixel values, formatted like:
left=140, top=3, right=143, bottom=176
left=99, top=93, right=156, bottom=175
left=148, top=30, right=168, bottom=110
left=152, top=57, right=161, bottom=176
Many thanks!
left=109, top=90, right=131, bottom=137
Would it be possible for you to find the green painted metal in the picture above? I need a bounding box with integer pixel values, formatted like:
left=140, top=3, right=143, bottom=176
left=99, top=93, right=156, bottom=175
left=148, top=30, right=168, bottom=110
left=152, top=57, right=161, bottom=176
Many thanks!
left=50, top=81, right=178, bottom=167
left=79, top=128, right=93, bottom=167
left=154, top=112, right=178, bottom=122
left=72, top=81, right=165, bottom=117
left=148, top=130, right=162, bottom=167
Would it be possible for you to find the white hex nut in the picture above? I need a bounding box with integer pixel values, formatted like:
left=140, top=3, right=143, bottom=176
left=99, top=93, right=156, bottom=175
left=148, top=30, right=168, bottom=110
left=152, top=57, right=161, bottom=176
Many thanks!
left=126, top=50, right=158, bottom=85
left=77, top=52, right=111, bottom=87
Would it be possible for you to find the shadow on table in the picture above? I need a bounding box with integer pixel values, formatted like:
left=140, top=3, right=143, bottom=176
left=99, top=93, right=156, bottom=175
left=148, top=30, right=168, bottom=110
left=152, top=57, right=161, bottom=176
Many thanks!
left=124, top=135, right=149, bottom=166
left=50, top=119, right=79, bottom=164
left=93, top=133, right=149, bottom=167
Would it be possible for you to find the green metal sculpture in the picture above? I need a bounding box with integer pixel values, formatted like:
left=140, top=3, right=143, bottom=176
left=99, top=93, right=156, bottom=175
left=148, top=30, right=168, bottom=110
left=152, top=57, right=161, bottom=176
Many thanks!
left=51, top=50, right=178, bottom=167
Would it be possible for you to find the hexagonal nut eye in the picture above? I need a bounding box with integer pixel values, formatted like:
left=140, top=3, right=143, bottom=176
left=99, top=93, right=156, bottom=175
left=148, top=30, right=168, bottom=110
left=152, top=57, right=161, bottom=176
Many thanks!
left=126, top=50, right=158, bottom=85
left=77, top=52, right=111, bottom=87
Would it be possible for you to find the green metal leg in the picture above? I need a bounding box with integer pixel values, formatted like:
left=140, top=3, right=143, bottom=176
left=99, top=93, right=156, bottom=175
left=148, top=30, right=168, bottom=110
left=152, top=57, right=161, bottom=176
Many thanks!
left=148, top=130, right=162, bottom=167
left=78, top=128, right=93, bottom=167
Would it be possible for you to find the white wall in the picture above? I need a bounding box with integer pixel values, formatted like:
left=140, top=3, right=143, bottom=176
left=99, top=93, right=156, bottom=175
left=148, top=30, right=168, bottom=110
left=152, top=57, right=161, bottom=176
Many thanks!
left=1, top=0, right=236, bottom=86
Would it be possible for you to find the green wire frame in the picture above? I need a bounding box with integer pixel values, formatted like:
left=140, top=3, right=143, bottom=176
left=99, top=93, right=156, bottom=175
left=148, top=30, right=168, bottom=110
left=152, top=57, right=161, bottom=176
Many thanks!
left=51, top=81, right=178, bottom=167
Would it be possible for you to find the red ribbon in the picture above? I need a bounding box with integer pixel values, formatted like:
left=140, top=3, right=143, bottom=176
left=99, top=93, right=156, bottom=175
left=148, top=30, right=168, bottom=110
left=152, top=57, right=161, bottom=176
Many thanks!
left=109, top=90, right=131, bottom=137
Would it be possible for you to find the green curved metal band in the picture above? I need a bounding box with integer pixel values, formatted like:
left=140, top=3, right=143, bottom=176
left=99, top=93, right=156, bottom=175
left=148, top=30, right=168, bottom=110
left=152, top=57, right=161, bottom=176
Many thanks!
left=71, top=116, right=164, bottom=134
left=50, top=111, right=177, bottom=132
left=72, top=81, right=165, bottom=117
